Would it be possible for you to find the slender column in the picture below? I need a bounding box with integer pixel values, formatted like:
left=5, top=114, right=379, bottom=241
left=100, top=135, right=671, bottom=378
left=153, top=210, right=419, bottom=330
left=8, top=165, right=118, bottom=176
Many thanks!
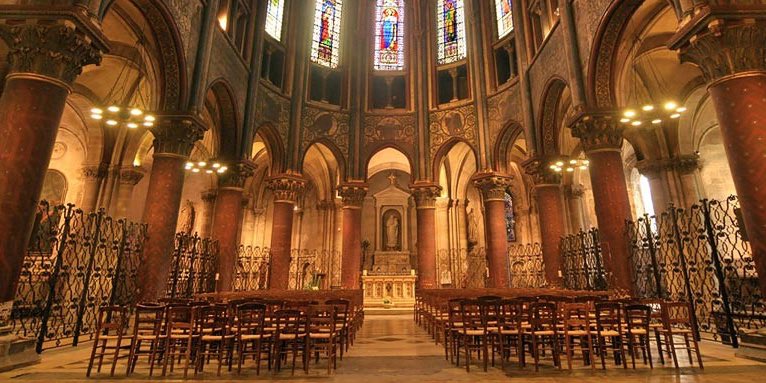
left=0, top=20, right=102, bottom=304
left=198, top=189, right=217, bottom=238
left=670, top=14, right=766, bottom=294
left=137, top=115, right=206, bottom=300
left=411, top=182, right=441, bottom=289
left=524, top=158, right=565, bottom=287
left=572, top=113, right=633, bottom=293
left=672, top=155, right=703, bottom=208
left=79, top=164, right=107, bottom=212
left=472, top=172, right=513, bottom=288
left=114, top=167, right=145, bottom=218
left=266, top=174, right=305, bottom=289
left=564, top=184, right=586, bottom=232
left=212, top=162, right=254, bottom=292
left=636, top=160, right=670, bottom=213
left=338, top=183, right=367, bottom=289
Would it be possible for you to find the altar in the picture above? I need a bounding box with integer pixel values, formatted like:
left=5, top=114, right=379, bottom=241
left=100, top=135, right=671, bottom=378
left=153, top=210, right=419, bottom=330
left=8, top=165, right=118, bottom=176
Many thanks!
left=362, top=272, right=417, bottom=309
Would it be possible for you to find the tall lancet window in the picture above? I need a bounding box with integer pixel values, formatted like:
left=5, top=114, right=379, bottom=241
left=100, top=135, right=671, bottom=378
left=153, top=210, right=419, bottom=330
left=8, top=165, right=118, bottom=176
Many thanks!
left=265, top=0, right=286, bottom=41
left=374, top=0, right=405, bottom=71
left=436, top=0, right=466, bottom=65
left=311, top=0, right=344, bottom=68
left=495, top=0, right=514, bottom=38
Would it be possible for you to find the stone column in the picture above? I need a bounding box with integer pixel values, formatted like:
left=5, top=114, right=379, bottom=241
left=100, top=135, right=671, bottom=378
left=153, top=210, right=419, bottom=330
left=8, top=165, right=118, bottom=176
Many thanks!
left=565, top=184, right=586, bottom=232
left=198, top=189, right=217, bottom=238
left=114, top=167, right=145, bottom=218
left=338, top=183, right=367, bottom=289
left=411, top=182, right=441, bottom=289
left=672, top=154, right=703, bottom=208
left=524, top=159, right=565, bottom=287
left=79, top=164, right=107, bottom=212
left=670, top=14, right=766, bottom=294
left=472, top=172, right=513, bottom=288
left=137, top=115, right=206, bottom=300
left=266, top=174, right=305, bottom=290
left=0, top=20, right=103, bottom=303
left=636, top=160, right=669, bottom=214
left=212, top=162, right=254, bottom=292
left=572, top=113, right=633, bottom=293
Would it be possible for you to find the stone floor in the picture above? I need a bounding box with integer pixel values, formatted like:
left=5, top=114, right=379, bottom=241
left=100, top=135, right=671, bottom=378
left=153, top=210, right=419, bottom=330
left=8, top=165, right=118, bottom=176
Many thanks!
left=1, top=313, right=765, bottom=382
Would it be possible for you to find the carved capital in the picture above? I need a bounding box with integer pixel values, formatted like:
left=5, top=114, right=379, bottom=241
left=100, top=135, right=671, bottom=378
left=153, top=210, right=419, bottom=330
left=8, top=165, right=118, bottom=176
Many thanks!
left=564, top=184, right=585, bottom=199
left=201, top=189, right=218, bottom=204
left=671, top=153, right=701, bottom=174
left=217, top=161, right=255, bottom=190
left=669, top=7, right=766, bottom=84
left=471, top=171, right=513, bottom=202
left=81, top=163, right=108, bottom=180
left=150, top=114, right=207, bottom=156
left=570, top=112, right=624, bottom=153
left=338, top=182, right=368, bottom=208
left=522, top=156, right=562, bottom=186
left=119, top=167, right=145, bottom=186
left=316, top=200, right=335, bottom=211
left=266, top=173, right=306, bottom=203
left=637, top=153, right=701, bottom=177
left=410, top=182, right=441, bottom=209
left=0, top=20, right=103, bottom=85
left=635, top=159, right=665, bottom=179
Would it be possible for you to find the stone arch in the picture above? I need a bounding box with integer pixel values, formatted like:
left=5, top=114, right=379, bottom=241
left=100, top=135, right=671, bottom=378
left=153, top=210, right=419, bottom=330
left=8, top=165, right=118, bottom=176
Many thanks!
left=538, top=77, right=569, bottom=156
left=493, top=121, right=526, bottom=173
left=431, top=138, right=479, bottom=184
left=205, top=79, right=240, bottom=160
left=364, top=145, right=414, bottom=180
left=253, top=123, right=286, bottom=175
left=299, top=138, right=347, bottom=184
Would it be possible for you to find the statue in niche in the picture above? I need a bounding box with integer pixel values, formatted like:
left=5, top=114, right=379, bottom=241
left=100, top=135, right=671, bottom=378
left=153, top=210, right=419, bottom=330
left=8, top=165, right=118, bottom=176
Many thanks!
left=383, top=210, right=401, bottom=251
left=179, top=200, right=196, bottom=234
left=467, top=207, right=479, bottom=246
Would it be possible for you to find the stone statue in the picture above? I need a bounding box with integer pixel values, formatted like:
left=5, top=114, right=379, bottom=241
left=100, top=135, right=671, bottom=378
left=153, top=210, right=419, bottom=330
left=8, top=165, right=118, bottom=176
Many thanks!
left=385, top=213, right=399, bottom=250
left=467, top=208, right=479, bottom=244
left=179, top=199, right=196, bottom=234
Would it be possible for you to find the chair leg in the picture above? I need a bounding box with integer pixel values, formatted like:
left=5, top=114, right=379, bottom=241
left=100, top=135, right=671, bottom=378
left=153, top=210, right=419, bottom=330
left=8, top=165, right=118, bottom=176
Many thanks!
left=86, top=338, right=99, bottom=377
left=110, top=337, right=122, bottom=376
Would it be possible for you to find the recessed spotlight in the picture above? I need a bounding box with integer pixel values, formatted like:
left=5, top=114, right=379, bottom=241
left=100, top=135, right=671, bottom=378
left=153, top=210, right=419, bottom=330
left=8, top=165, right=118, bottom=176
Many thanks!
left=664, top=102, right=677, bottom=111
left=107, top=106, right=120, bottom=113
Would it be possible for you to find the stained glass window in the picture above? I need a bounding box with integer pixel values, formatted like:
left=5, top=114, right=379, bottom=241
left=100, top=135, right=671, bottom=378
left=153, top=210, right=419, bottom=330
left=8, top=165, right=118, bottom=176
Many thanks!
left=495, top=0, right=514, bottom=38
left=311, top=0, right=344, bottom=68
left=265, top=0, right=285, bottom=41
left=436, top=0, right=466, bottom=65
left=504, top=192, right=516, bottom=242
left=374, top=0, right=405, bottom=71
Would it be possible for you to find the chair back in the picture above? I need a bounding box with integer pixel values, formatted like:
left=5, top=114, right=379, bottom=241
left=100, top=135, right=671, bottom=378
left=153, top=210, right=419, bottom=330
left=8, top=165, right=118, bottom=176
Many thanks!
left=498, top=299, right=523, bottom=332
left=275, top=309, right=307, bottom=338
left=661, top=301, right=695, bottom=331
left=624, top=304, right=651, bottom=333
left=595, top=302, right=623, bottom=333
left=459, top=299, right=484, bottom=335
left=529, top=302, right=557, bottom=332
left=562, top=303, right=591, bottom=334
left=199, top=305, right=230, bottom=335
left=236, top=302, right=267, bottom=336
left=308, top=304, right=337, bottom=335
left=96, top=306, right=129, bottom=337
left=133, top=303, right=166, bottom=337
left=166, top=305, right=199, bottom=336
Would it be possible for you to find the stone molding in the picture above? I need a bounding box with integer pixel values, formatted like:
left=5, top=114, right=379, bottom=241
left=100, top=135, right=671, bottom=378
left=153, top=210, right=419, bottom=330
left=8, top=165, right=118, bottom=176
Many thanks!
left=522, top=156, right=563, bottom=186
left=410, top=182, right=441, bottom=209
left=471, top=172, right=513, bottom=202
left=217, top=161, right=255, bottom=189
left=150, top=113, right=207, bottom=156
left=266, top=174, right=306, bottom=203
left=637, top=154, right=701, bottom=177
left=81, top=163, right=109, bottom=180
left=570, top=111, right=625, bottom=153
left=338, top=182, right=368, bottom=208
left=119, top=167, right=146, bottom=186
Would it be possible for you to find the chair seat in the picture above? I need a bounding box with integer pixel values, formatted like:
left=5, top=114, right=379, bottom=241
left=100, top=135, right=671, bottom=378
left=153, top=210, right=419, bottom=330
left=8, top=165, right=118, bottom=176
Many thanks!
left=309, top=333, right=333, bottom=339
left=628, top=329, right=648, bottom=335
left=170, top=334, right=200, bottom=339
left=565, top=330, right=590, bottom=336
left=658, top=328, right=693, bottom=334
left=529, top=330, right=555, bottom=336
left=599, top=330, right=620, bottom=337
left=241, top=334, right=271, bottom=340
left=136, top=334, right=165, bottom=340
left=499, top=329, right=520, bottom=335
left=98, top=335, right=123, bottom=340
left=201, top=334, right=235, bottom=341
left=464, top=329, right=485, bottom=336
left=279, top=333, right=307, bottom=340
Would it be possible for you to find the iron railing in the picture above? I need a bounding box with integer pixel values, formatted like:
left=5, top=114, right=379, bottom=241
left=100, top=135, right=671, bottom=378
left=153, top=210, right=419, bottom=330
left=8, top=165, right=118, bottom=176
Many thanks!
left=287, top=249, right=338, bottom=290
left=626, top=196, right=765, bottom=347
left=508, top=243, right=545, bottom=288
left=11, top=201, right=147, bottom=352
left=165, top=233, right=219, bottom=299
left=435, top=248, right=488, bottom=288
left=560, top=228, right=607, bottom=291
left=234, top=245, right=270, bottom=291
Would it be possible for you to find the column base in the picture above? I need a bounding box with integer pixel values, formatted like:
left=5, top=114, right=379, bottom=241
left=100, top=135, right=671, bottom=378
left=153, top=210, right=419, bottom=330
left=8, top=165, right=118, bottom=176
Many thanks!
left=0, top=327, right=39, bottom=372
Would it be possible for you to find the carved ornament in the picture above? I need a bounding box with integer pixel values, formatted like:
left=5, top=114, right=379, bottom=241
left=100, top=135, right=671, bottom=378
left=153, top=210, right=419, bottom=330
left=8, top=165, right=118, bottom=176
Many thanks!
left=471, top=172, right=513, bottom=202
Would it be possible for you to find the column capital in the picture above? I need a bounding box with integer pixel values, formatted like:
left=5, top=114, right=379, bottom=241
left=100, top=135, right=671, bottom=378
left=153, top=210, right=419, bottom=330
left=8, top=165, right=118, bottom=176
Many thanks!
left=669, top=6, right=766, bottom=84
left=570, top=111, right=625, bottom=153
left=410, top=181, right=441, bottom=209
left=564, top=184, right=585, bottom=199
left=266, top=173, right=306, bottom=203
left=471, top=171, right=513, bottom=202
left=635, top=159, right=666, bottom=179
left=81, top=163, right=108, bottom=180
left=218, top=161, right=255, bottom=190
left=201, top=189, right=218, bottom=203
left=338, top=182, right=368, bottom=208
left=671, top=153, right=702, bottom=174
left=522, top=156, right=562, bottom=186
left=119, top=166, right=145, bottom=186
left=0, top=11, right=106, bottom=86
left=150, top=113, right=207, bottom=157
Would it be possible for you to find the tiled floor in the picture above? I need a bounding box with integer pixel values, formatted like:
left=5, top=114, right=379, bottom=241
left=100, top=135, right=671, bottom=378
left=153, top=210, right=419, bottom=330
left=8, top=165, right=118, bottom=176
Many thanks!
left=2, top=313, right=765, bottom=382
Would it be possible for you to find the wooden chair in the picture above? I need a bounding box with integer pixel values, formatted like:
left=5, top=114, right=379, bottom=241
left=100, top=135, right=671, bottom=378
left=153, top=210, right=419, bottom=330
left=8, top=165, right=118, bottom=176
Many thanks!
left=561, top=303, right=595, bottom=370
left=86, top=306, right=129, bottom=377
left=307, top=304, right=338, bottom=374
left=641, top=298, right=667, bottom=364
left=162, top=305, right=203, bottom=377
left=594, top=302, right=627, bottom=369
left=522, top=302, right=561, bottom=371
left=445, top=298, right=463, bottom=365
left=326, top=299, right=351, bottom=359
left=273, top=309, right=309, bottom=375
left=658, top=302, right=703, bottom=368
left=235, top=302, right=272, bottom=375
left=459, top=299, right=490, bottom=372
left=497, top=299, right=523, bottom=369
left=195, top=305, right=234, bottom=376
left=624, top=304, right=654, bottom=368
left=126, top=303, right=166, bottom=376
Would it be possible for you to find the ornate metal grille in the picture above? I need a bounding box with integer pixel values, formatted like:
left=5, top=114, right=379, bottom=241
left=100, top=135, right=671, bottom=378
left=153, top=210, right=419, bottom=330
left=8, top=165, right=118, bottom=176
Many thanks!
left=626, top=196, right=765, bottom=347
left=508, top=243, right=545, bottom=288
left=165, top=233, right=219, bottom=299
left=560, top=228, right=607, bottom=291
left=287, top=249, right=337, bottom=290
left=11, top=202, right=147, bottom=352
left=234, top=245, right=271, bottom=291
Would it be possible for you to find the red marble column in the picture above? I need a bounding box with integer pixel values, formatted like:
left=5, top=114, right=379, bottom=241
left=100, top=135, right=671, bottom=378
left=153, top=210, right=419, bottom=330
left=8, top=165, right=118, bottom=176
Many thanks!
left=534, top=185, right=566, bottom=287
left=212, top=163, right=253, bottom=292
left=137, top=115, right=206, bottom=300
left=572, top=114, right=633, bottom=293
left=0, top=22, right=102, bottom=304
left=473, top=172, right=513, bottom=288
left=266, top=175, right=305, bottom=290
left=411, top=182, right=441, bottom=289
left=339, top=183, right=367, bottom=289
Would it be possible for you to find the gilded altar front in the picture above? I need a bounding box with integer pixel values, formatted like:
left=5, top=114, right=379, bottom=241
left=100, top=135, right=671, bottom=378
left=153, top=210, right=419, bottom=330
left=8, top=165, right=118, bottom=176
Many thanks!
left=361, top=272, right=416, bottom=309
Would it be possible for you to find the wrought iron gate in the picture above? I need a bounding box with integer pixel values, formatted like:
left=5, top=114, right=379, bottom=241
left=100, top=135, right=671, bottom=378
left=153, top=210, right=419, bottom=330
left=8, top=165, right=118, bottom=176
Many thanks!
left=234, top=245, right=271, bottom=291
left=626, top=196, right=765, bottom=347
left=165, top=233, right=219, bottom=299
left=11, top=202, right=147, bottom=352
left=508, top=243, right=545, bottom=288
left=560, top=228, right=607, bottom=291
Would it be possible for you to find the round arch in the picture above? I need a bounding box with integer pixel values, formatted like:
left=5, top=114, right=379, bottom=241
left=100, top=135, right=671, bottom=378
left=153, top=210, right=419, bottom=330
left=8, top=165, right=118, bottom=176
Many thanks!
left=365, top=146, right=414, bottom=180
left=431, top=138, right=479, bottom=184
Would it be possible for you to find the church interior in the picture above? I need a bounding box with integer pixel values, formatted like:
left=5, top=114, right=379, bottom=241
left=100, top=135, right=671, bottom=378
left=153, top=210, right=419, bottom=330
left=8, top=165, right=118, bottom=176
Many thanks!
left=0, top=0, right=765, bottom=381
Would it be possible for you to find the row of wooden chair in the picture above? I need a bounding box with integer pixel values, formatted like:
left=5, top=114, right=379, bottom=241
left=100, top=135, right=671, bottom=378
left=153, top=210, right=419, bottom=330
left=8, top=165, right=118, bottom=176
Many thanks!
left=86, top=297, right=363, bottom=378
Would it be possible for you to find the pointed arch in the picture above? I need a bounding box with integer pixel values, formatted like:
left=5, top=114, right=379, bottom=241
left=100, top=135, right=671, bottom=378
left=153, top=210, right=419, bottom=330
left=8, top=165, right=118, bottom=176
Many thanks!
left=538, top=77, right=568, bottom=156
left=205, top=79, right=240, bottom=160
left=431, top=138, right=479, bottom=184
left=364, top=144, right=414, bottom=179
left=493, top=121, right=525, bottom=173
left=299, top=138, right=347, bottom=183
left=253, top=122, right=286, bottom=175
